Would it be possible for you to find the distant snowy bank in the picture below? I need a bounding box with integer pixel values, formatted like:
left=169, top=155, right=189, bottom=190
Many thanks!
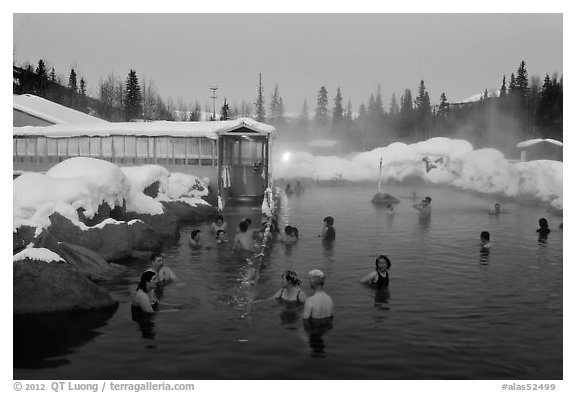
left=274, top=137, right=562, bottom=210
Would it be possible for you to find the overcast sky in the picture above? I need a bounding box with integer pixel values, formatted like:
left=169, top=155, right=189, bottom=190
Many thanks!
left=13, top=13, right=563, bottom=115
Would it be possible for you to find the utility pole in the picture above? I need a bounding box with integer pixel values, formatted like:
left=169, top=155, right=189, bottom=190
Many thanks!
left=209, top=86, right=218, bottom=121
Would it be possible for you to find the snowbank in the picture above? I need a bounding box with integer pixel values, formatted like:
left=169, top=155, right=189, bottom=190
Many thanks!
left=13, top=158, right=212, bottom=231
left=13, top=247, right=65, bottom=264
left=274, top=137, right=562, bottom=209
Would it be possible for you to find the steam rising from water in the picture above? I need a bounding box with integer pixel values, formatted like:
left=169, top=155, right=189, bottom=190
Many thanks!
left=273, top=137, right=562, bottom=210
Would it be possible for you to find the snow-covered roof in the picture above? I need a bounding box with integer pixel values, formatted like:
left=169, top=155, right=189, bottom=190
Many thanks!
left=13, top=117, right=276, bottom=139
left=516, top=138, right=563, bottom=149
left=13, top=94, right=108, bottom=125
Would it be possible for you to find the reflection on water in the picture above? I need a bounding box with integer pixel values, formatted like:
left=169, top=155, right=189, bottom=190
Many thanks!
left=303, top=318, right=334, bottom=358
left=14, top=307, right=117, bottom=369
left=131, top=312, right=156, bottom=340
left=480, top=248, right=490, bottom=265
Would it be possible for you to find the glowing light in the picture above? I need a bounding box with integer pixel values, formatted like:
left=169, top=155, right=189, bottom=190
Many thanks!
left=282, top=152, right=291, bottom=162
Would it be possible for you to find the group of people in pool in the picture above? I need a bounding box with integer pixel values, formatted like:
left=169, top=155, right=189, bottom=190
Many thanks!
left=132, top=190, right=558, bottom=324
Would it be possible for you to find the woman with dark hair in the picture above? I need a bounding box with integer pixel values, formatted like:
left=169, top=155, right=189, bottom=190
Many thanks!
left=131, top=270, right=158, bottom=314
left=360, top=255, right=392, bottom=289
left=273, top=270, right=308, bottom=303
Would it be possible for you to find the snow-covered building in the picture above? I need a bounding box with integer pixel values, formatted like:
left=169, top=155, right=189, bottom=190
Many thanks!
left=516, top=138, right=563, bottom=162
left=13, top=118, right=276, bottom=204
left=13, top=94, right=108, bottom=127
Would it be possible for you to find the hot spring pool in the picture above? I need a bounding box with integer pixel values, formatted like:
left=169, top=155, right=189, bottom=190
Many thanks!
left=14, top=184, right=563, bottom=379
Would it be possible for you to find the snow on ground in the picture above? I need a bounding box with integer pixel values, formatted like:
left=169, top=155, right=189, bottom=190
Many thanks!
left=274, top=137, right=562, bottom=208
left=13, top=247, right=65, bottom=264
left=13, top=158, right=211, bottom=232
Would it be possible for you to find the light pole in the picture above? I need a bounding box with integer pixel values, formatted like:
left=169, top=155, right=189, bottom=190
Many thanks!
left=209, top=86, right=218, bottom=121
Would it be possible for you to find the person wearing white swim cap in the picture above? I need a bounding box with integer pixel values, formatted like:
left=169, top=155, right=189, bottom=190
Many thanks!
left=303, top=270, right=334, bottom=321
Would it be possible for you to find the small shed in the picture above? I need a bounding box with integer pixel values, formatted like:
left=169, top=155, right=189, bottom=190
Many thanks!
left=516, top=139, right=563, bottom=162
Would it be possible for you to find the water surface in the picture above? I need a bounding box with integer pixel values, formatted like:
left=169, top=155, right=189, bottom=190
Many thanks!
left=14, top=184, right=563, bottom=379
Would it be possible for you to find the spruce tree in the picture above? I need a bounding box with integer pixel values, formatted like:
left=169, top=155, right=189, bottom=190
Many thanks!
left=438, top=93, right=449, bottom=118
left=415, top=80, right=432, bottom=139
left=499, top=75, right=507, bottom=99
left=333, top=87, right=344, bottom=125
left=68, top=68, right=78, bottom=107
left=389, top=93, right=399, bottom=116
left=255, top=73, right=266, bottom=122
left=314, top=86, right=329, bottom=126
left=516, top=60, right=529, bottom=99
left=68, top=68, right=78, bottom=92
left=49, top=68, right=57, bottom=83
left=269, top=84, right=285, bottom=124
left=221, top=98, right=230, bottom=120
left=125, top=69, right=143, bottom=121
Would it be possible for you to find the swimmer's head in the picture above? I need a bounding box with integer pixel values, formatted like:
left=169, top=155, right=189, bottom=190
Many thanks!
left=216, top=215, right=224, bottom=224
left=539, top=218, right=549, bottom=228
left=281, top=270, right=301, bottom=286
left=324, top=216, right=334, bottom=226
left=137, top=270, right=157, bottom=293
left=216, top=229, right=226, bottom=240
left=191, top=229, right=201, bottom=240
left=239, top=220, right=248, bottom=232
left=375, top=255, right=391, bottom=270
left=425, top=196, right=432, bottom=203
left=284, top=225, right=294, bottom=236
left=309, top=269, right=326, bottom=288
left=150, top=252, right=164, bottom=267
left=480, top=231, right=490, bottom=242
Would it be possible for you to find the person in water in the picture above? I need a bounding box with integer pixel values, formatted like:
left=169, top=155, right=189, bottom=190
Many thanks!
left=146, top=252, right=177, bottom=283
left=489, top=203, right=501, bottom=215
left=285, top=183, right=293, bottom=195
left=320, top=216, right=336, bottom=241
left=189, top=229, right=202, bottom=247
left=131, top=270, right=158, bottom=314
left=232, top=220, right=256, bottom=258
left=295, top=180, right=304, bottom=195
left=360, top=255, right=392, bottom=289
left=216, top=229, right=228, bottom=244
left=480, top=231, right=491, bottom=249
left=274, top=270, right=308, bottom=303
left=303, top=270, right=334, bottom=321
left=412, top=196, right=432, bottom=217
left=281, top=225, right=299, bottom=244
left=537, top=218, right=551, bottom=238
left=210, top=214, right=228, bottom=233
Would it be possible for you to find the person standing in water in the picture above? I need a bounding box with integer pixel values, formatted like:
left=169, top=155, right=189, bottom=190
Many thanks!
left=489, top=203, right=501, bottom=215
left=232, top=220, right=256, bottom=259
left=360, top=255, right=392, bottom=289
left=210, top=215, right=228, bottom=234
left=537, top=218, right=551, bottom=239
left=320, top=216, right=336, bottom=241
left=303, top=270, right=334, bottom=321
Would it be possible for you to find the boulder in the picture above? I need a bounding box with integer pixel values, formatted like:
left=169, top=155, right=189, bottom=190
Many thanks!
left=95, top=221, right=132, bottom=261
left=371, top=192, right=401, bottom=205
left=143, top=181, right=160, bottom=198
left=13, top=226, right=61, bottom=256
left=57, top=242, right=125, bottom=282
left=124, top=207, right=180, bottom=241
left=13, top=259, right=118, bottom=314
left=127, top=220, right=162, bottom=251
left=48, top=212, right=103, bottom=251
left=161, top=200, right=218, bottom=223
